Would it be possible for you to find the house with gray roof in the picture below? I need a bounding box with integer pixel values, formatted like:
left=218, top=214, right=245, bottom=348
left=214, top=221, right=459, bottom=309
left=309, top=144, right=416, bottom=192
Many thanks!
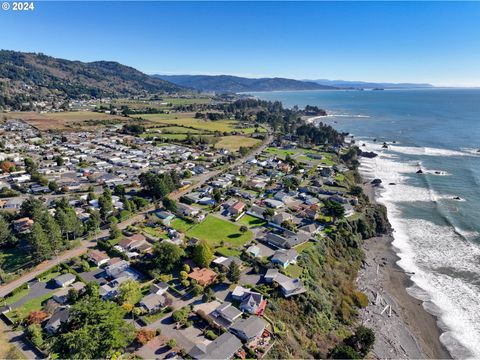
left=54, top=273, right=76, bottom=288
left=264, top=269, right=306, bottom=298
left=271, top=249, right=298, bottom=268
left=213, top=302, right=243, bottom=324
left=45, top=307, right=70, bottom=334
left=189, top=332, right=242, bottom=360
left=140, top=293, right=170, bottom=313
left=229, top=316, right=266, bottom=342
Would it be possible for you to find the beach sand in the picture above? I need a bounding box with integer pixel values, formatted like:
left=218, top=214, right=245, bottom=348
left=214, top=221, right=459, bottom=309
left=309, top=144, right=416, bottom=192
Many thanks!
left=358, top=183, right=451, bottom=359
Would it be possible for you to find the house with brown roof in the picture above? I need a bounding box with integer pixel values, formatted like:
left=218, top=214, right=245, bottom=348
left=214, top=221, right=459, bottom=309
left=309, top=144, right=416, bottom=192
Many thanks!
left=188, top=267, right=217, bottom=286
left=86, top=249, right=110, bottom=267
left=13, top=217, right=34, bottom=233
left=117, top=234, right=147, bottom=251
left=228, top=201, right=246, bottom=216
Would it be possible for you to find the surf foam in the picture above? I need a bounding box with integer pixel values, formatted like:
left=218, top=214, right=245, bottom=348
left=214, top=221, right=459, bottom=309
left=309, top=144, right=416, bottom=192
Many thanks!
left=359, top=142, right=480, bottom=359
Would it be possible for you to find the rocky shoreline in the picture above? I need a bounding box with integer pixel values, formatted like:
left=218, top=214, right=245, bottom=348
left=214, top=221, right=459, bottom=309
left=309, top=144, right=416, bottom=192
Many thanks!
left=358, top=183, right=452, bottom=359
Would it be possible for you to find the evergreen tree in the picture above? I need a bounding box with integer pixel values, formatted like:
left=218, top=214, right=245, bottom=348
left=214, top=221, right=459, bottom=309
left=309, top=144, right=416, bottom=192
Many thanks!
left=28, top=223, right=52, bottom=260
left=0, top=215, right=13, bottom=247
left=192, top=240, right=214, bottom=268
left=227, top=261, right=241, bottom=283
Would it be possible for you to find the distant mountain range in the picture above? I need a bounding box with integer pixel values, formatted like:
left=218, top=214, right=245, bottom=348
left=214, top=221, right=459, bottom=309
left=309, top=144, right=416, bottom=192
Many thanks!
left=0, top=49, right=436, bottom=110
left=154, top=74, right=338, bottom=93
left=0, top=50, right=182, bottom=106
left=308, top=79, right=434, bottom=89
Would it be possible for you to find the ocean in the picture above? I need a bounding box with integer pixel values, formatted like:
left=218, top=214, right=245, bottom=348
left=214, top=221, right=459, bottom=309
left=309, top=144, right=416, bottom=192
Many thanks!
left=251, top=89, right=480, bottom=359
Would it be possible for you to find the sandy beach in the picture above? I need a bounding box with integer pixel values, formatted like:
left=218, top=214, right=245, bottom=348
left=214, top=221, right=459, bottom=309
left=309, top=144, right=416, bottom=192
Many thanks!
left=358, top=183, right=451, bottom=359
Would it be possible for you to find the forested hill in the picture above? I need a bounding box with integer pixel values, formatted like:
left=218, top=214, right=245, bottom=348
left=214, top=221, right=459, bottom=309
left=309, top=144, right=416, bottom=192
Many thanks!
left=0, top=50, right=183, bottom=107
left=154, top=74, right=338, bottom=93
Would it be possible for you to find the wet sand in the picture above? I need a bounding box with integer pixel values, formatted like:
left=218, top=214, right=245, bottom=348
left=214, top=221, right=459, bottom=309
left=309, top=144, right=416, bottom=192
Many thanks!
left=358, top=183, right=451, bottom=359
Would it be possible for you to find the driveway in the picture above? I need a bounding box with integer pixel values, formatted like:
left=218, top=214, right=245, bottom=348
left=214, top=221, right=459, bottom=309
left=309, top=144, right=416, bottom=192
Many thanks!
left=135, top=335, right=175, bottom=360
left=77, top=268, right=108, bottom=285
left=10, top=280, right=56, bottom=309
left=239, top=268, right=263, bottom=286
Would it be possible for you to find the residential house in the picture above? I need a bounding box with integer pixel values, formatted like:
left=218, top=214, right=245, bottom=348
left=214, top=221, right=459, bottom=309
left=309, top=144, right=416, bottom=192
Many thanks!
left=12, top=217, right=34, bottom=233
left=53, top=282, right=85, bottom=304
left=105, top=260, right=130, bottom=278
left=150, top=281, right=169, bottom=296
left=230, top=316, right=266, bottom=343
left=189, top=332, right=242, bottom=360
left=264, top=199, right=284, bottom=209
left=264, top=231, right=309, bottom=249
left=54, top=273, right=76, bottom=288
left=213, top=302, right=243, bottom=324
left=228, top=201, right=246, bottom=216
left=156, top=210, right=175, bottom=226
left=264, top=269, right=306, bottom=298
left=45, top=307, right=70, bottom=334
left=117, top=234, right=147, bottom=251
left=213, top=256, right=243, bottom=271
left=246, top=245, right=260, bottom=258
left=177, top=203, right=200, bottom=217
left=140, top=293, right=170, bottom=314
left=271, top=249, right=298, bottom=268
left=188, top=267, right=217, bottom=286
left=86, top=249, right=110, bottom=267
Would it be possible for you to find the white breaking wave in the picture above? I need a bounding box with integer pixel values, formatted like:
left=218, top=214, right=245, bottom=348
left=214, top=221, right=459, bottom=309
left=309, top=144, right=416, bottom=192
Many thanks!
left=359, top=145, right=480, bottom=359
left=326, top=113, right=370, bottom=118
left=387, top=145, right=476, bottom=157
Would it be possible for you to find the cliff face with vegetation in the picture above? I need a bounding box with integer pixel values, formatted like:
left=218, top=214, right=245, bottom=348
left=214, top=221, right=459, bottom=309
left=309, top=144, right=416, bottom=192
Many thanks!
left=0, top=50, right=183, bottom=109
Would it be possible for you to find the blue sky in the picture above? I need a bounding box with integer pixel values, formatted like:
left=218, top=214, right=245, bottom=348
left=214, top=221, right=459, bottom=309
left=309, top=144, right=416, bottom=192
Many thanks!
left=1, top=1, right=480, bottom=86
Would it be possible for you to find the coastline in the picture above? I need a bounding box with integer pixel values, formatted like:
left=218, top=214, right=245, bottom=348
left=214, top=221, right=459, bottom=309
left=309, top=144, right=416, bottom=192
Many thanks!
left=358, top=182, right=452, bottom=359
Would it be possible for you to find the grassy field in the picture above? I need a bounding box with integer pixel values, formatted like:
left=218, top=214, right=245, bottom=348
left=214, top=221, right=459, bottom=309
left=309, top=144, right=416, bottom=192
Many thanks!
left=215, top=136, right=262, bottom=151
left=108, top=97, right=211, bottom=110
left=3, top=111, right=127, bottom=131
left=149, top=126, right=204, bottom=134
left=238, top=214, right=267, bottom=228
left=170, top=218, right=195, bottom=233
left=187, top=215, right=253, bottom=248
left=215, top=247, right=242, bottom=257
left=0, top=248, right=32, bottom=273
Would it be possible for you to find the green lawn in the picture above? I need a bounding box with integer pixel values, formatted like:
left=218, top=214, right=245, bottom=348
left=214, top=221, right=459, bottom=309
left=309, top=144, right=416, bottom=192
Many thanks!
left=9, top=292, right=56, bottom=321
left=215, top=136, right=262, bottom=151
left=187, top=216, right=253, bottom=248
left=294, top=241, right=315, bottom=253
left=142, top=226, right=169, bottom=239
left=238, top=214, right=267, bottom=228
left=140, top=309, right=170, bottom=325
left=0, top=248, right=32, bottom=272
left=285, top=264, right=303, bottom=278
left=4, top=287, right=30, bottom=306
left=215, top=247, right=242, bottom=257
left=170, top=218, right=195, bottom=233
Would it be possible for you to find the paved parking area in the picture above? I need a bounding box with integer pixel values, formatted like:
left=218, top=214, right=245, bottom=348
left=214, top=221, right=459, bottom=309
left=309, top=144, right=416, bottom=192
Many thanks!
left=239, top=268, right=263, bottom=286
left=78, top=268, right=108, bottom=285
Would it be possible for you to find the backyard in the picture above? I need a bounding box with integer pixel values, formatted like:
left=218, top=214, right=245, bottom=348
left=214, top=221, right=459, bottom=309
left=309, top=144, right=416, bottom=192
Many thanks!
left=186, top=216, right=253, bottom=248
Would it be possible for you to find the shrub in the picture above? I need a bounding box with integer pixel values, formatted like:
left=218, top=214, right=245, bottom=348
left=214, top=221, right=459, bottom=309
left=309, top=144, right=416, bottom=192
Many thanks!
left=353, top=291, right=369, bottom=308
left=329, top=344, right=360, bottom=359
left=205, top=330, right=218, bottom=340
left=24, top=310, right=48, bottom=325
left=136, top=329, right=156, bottom=345
left=27, top=324, right=44, bottom=349
left=167, top=339, right=177, bottom=349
